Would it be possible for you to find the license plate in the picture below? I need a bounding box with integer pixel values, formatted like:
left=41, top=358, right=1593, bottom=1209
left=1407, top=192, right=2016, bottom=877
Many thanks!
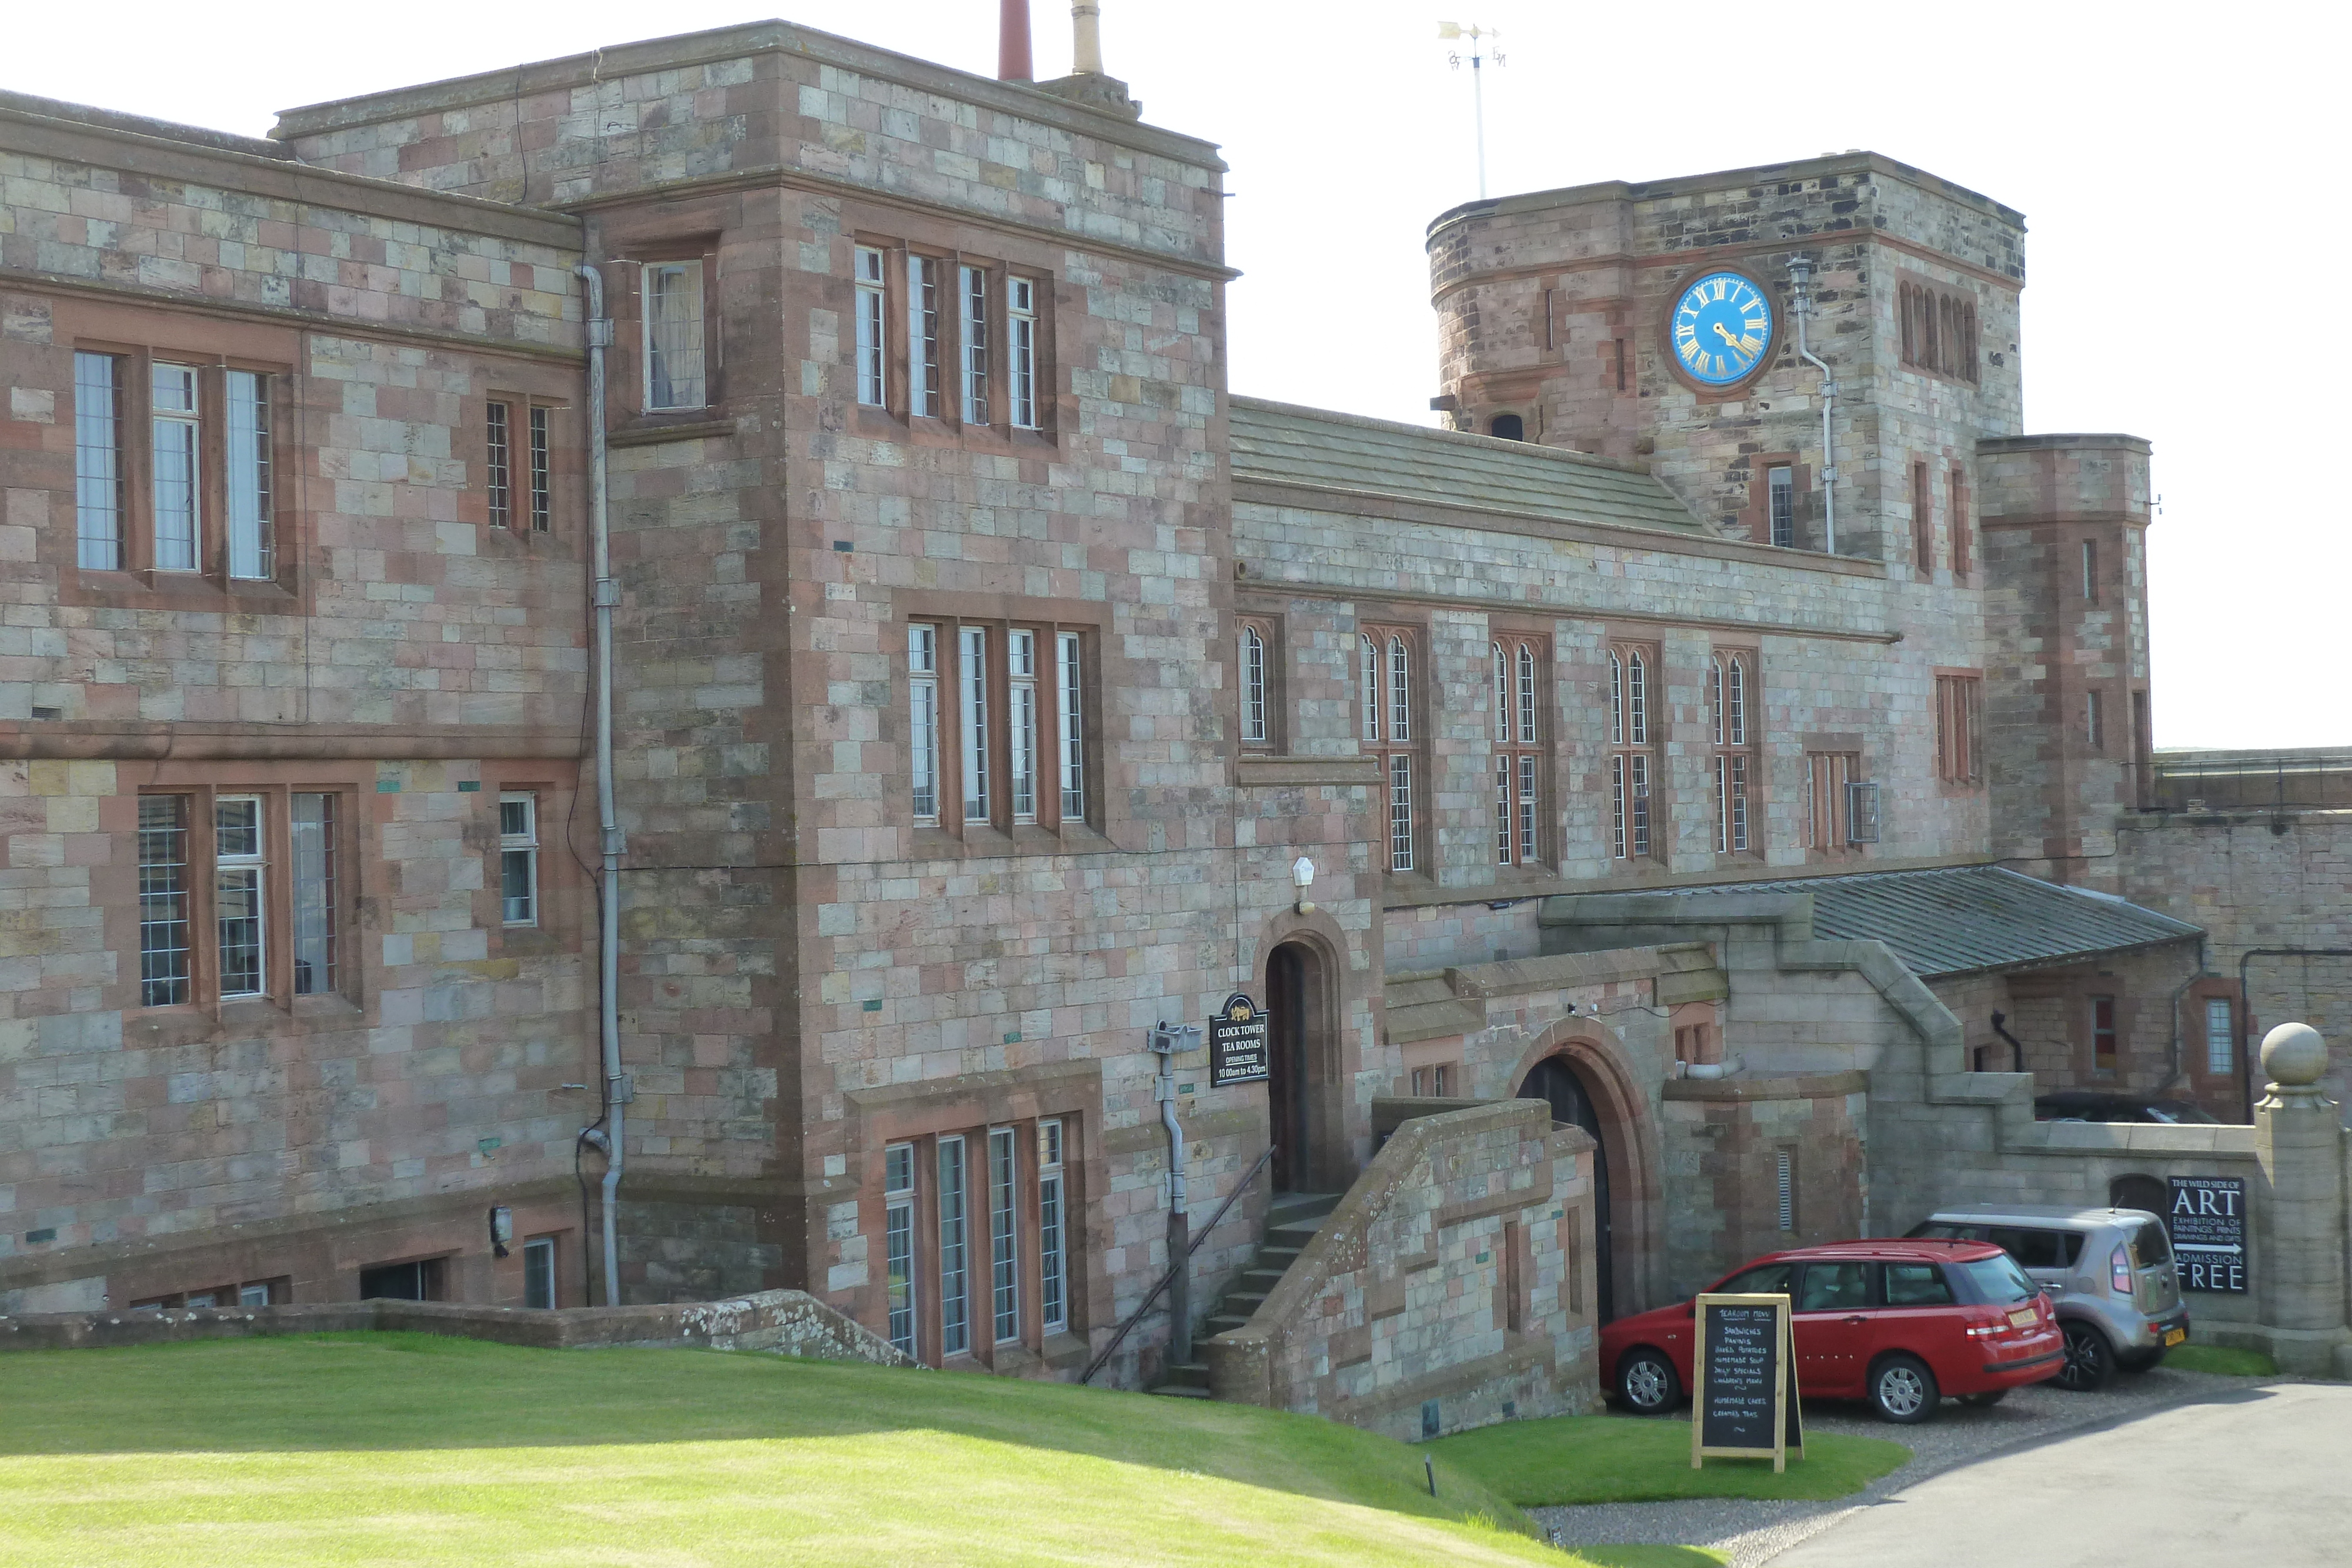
left=2009, top=1309, right=2037, bottom=1328
left=2165, top=1328, right=2186, bottom=1347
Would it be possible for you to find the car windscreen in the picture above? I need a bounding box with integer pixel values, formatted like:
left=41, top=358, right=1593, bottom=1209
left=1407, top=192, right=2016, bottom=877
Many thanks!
left=2131, top=1221, right=2173, bottom=1267
left=1951, top=1252, right=2038, bottom=1305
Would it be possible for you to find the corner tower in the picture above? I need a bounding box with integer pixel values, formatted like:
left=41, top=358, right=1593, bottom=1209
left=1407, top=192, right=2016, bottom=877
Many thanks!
left=1425, top=153, right=2024, bottom=576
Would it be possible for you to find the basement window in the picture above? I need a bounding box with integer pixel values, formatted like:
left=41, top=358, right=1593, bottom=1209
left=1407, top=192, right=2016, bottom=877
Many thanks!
left=358, top=1258, right=446, bottom=1301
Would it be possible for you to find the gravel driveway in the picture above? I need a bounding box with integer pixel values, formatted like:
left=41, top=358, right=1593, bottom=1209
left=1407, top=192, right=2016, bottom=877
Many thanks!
left=1530, top=1366, right=2275, bottom=1567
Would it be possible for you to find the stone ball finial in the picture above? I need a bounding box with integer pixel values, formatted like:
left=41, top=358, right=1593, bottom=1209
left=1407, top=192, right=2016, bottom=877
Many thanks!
left=2261, top=1022, right=2327, bottom=1087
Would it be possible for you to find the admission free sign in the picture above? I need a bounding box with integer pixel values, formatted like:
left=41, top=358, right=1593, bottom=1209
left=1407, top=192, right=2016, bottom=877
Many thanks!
left=2167, top=1175, right=2249, bottom=1294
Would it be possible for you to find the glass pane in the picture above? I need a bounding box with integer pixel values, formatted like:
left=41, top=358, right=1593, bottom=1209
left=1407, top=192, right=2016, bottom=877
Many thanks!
left=74, top=352, right=122, bottom=570
left=990, top=1127, right=1019, bottom=1343
left=138, top=795, right=191, bottom=1007
left=524, top=1239, right=556, bottom=1309
left=217, top=867, right=263, bottom=997
left=152, top=415, right=199, bottom=571
left=292, top=793, right=335, bottom=997
left=502, top=848, right=536, bottom=925
left=1719, top=1262, right=1793, bottom=1296
left=226, top=370, right=270, bottom=579
left=1038, top=1171, right=1066, bottom=1332
left=500, top=798, right=531, bottom=838
left=938, top=1138, right=968, bottom=1356
left=1884, top=1263, right=1954, bottom=1306
left=1796, top=1262, right=1869, bottom=1311
left=887, top=1196, right=916, bottom=1355
left=216, top=797, right=260, bottom=858
left=644, top=263, right=706, bottom=409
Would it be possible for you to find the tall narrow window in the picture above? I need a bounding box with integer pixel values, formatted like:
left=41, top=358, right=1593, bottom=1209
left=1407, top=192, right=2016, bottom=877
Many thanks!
left=1364, top=628, right=1417, bottom=872
left=486, top=400, right=513, bottom=529
left=1711, top=653, right=1754, bottom=854
left=215, top=795, right=265, bottom=998
left=988, top=1126, right=1020, bottom=1343
left=1776, top=1151, right=1796, bottom=1232
left=499, top=793, right=539, bottom=927
left=291, top=792, right=336, bottom=997
left=1768, top=464, right=1794, bottom=549
left=1242, top=624, right=1268, bottom=744
left=2091, top=996, right=2119, bottom=1075
left=937, top=1136, right=970, bottom=1357
left=886, top=1142, right=917, bottom=1356
left=2082, top=538, right=2100, bottom=603
left=908, top=255, right=941, bottom=418
left=1609, top=646, right=1655, bottom=860
left=1805, top=751, right=1859, bottom=852
left=854, top=245, right=887, bottom=407
left=1008, top=276, right=1040, bottom=429
left=138, top=795, right=192, bottom=1007
left=910, top=625, right=940, bottom=823
left=960, top=627, right=990, bottom=823
left=1037, top=1119, right=1067, bottom=1333
left=1949, top=463, right=1970, bottom=576
left=960, top=264, right=990, bottom=424
left=2205, top=997, right=2235, bottom=1076
left=226, top=370, right=272, bottom=578
left=74, top=351, right=123, bottom=570
left=151, top=363, right=201, bottom=571
left=1936, top=673, right=1983, bottom=783
left=1008, top=630, right=1038, bottom=824
left=523, top=1237, right=557, bottom=1309
left=1057, top=631, right=1085, bottom=822
left=642, top=262, right=707, bottom=411
left=1492, top=638, right=1545, bottom=867
left=528, top=405, right=550, bottom=532
left=2085, top=690, right=2105, bottom=751
left=1912, top=460, right=1934, bottom=577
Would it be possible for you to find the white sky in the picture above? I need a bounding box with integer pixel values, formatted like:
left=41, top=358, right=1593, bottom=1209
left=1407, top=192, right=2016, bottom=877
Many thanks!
left=13, top=2, right=2345, bottom=750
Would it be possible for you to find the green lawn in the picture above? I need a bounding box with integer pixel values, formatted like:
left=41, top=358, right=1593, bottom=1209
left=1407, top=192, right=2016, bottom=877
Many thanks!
left=0, top=1333, right=1610, bottom=1568
left=1430, top=1413, right=1910, bottom=1507
left=2166, top=1344, right=2278, bottom=1377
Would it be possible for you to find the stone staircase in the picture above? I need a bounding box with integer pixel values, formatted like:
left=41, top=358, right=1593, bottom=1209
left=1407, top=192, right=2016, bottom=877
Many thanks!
left=1149, top=1191, right=1340, bottom=1399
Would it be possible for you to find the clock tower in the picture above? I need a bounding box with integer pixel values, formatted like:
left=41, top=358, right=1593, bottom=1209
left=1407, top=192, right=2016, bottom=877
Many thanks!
left=1425, top=151, right=2025, bottom=573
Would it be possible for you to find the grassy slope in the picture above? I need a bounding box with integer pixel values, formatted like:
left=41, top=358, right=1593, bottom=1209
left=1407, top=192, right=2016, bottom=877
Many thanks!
left=1431, top=1414, right=1909, bottom=1506
left=0, top=1333, right=1588, bottom=1568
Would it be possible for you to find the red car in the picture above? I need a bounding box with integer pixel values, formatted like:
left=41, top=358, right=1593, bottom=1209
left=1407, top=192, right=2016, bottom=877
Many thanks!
left=1601, top=1239, right=2065, bottom=1423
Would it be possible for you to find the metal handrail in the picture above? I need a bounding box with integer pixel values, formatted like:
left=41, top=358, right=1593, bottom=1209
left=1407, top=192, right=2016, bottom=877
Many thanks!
left=1080, top=1144, right=1278, bottom=1386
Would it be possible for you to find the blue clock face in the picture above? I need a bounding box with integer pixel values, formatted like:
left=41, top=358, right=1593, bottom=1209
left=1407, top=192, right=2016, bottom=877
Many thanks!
left=1671, top=270, right=1773, bottom=386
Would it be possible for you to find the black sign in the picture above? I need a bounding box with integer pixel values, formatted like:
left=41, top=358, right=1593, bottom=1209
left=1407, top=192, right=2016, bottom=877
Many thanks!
left=1698, top=1302, right=1781, bottom=1453
left=1209, top=993, right=1268, bottom=1086
left=2168, top=1175, right=2249, bottom=1293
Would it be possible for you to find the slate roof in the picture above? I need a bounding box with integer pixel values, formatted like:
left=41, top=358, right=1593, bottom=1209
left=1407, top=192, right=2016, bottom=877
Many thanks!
left=1229, top=397, right=1710, bottom=538
left=1665, top=865, right=2203, bottom=979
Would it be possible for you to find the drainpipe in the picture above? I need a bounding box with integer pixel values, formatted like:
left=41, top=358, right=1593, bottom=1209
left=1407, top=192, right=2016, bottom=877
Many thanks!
left=1150, top=1021, right=1200, bottom=1366
left=1788, top=255, right=1837, bottom=555
left=2159, top=938, right=2209, bottom=1096
left=577, top=262, right=627, bottom=1306
left=1990, top=1010, right=2026, bottom=1075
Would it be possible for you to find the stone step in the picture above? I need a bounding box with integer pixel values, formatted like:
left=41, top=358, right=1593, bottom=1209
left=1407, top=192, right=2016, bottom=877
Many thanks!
left=1145, top=1382, right=1213, bottom=1398
left=1157, top=1359, right=1211, bottom=1390
left=1237, top=1266, right=1288, bottom=1293
left=1204, top=1311, right=1251, bottom=1336
left=1220, top=1289, right=1268, bottom=1315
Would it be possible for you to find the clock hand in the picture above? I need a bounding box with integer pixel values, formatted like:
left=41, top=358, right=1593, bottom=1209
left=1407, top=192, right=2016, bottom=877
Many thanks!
left=1712, top=322, right=1745, bottom=349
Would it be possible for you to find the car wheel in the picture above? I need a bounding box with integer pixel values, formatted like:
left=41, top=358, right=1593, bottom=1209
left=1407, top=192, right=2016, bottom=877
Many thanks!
left=1868, top=1353, right=1940, bottom=1424
left=1617, top=1349, right=1680, bottom=1415
left=1960, top=1389, right=2009, bottom=1407
left=2056, top=1322, right=2116, bottom=1392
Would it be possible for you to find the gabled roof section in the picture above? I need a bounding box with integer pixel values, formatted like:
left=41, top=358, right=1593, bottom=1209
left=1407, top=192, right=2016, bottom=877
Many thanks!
left=1665, top=865, right=2201, bottom=979
left=1230, top=397, right=1710, bottom=539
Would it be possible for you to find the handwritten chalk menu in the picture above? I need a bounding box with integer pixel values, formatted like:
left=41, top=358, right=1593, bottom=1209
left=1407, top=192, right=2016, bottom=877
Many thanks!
left=1691, top=1293, right=1799, bottom=1473
left=1208, top=993, right=1269, bottom=1087
left=2167, top=1175, right=2249, bottom=1293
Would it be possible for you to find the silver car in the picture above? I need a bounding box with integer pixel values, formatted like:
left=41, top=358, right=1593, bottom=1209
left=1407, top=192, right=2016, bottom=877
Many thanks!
left=1906, top=1206, right=2189, bottom=1391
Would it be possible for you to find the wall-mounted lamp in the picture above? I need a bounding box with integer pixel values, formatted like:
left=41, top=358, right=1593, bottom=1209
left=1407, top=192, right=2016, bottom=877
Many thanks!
left=1292, top=855, right=1317, bottom=915
left=489, top=1205, right=514, bottom=1259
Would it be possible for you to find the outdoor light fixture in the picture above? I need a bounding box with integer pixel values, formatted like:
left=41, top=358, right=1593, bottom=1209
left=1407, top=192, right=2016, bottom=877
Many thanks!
left=1292, top=855, right=1317, bottom=915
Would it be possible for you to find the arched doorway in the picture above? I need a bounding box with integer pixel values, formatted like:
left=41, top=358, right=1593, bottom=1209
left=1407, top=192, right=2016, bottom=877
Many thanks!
left=1520, top=1055, right=1616, bottom=1321
left=1265, top=941, right=1332, bottom=1193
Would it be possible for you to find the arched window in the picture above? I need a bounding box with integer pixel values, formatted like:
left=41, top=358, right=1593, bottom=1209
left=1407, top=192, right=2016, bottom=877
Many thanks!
left=1488, top=413, right=1525, bottom=441
left=1241, top=624, right=1267, bottom=744
left=1609, top=643, right=1656, bottom=861
left=1708, top=658, right=1725, bottom=746
left=1516, top=643, right=1537, bottom=745
left=1712, top=650, right=1755, bottom=855
left=1360, top=634, right=1380, bottom=742
left=1492, top=642, right=1511, bottom=743
left=1388, top=637, right=1411, bottom=741
left=1727, top=658, right=1747, bottom=745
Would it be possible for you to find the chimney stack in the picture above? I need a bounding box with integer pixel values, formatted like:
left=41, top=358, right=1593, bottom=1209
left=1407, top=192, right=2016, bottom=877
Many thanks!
left=999, top=0, right=1034, bottom=82
left=1072, top=1, right=1104, bottom=75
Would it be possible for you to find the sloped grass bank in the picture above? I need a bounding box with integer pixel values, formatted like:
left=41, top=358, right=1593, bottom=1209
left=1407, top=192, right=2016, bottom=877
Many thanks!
left=1430, top=1412, right=1909, bottom=1506
left=0, top=1333, right=1589, bottom=1567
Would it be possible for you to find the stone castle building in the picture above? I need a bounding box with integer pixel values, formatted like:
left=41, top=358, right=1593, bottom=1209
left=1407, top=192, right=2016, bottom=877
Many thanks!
left=2, top=15, right=2344, bottom=1427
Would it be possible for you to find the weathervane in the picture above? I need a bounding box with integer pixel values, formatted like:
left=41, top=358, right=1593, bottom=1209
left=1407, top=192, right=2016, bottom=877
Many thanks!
left=1438, top=22, right=1506, bottom=199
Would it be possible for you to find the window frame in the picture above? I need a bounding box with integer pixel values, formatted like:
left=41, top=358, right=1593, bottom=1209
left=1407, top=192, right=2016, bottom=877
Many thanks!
left=907, top=615, right=1097, bottom=840
left=2090, top=995, right=2121, bottom=1077
left=640, top=259, right=710, bottom=413
left=1490, top=635, right=1548, bottom=869
left=1710, top=648, right=1758, bottom=857
left=523, top=1235, right=559, bottom=1309
left=131, top=783, right=355, bottom=1012
left=1935, top=671, right=1985, bottom=787
left=1911, top=459, right=1935, bottom=579
left=499, top=792, right=540, bottom=928
left=1607, top=641, right=1659, bottom=863
left=1802, top=750, right=1867, bottom=857
left=1238, top=616, right=1281, bottom=751
left=854, top=244, right=889, bottom=409
left=1361, top=624, right=1423, bottom=874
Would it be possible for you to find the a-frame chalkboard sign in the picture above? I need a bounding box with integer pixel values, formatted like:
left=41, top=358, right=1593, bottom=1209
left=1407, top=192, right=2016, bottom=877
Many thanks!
left=1690, top=1292, right=1803, bottom=1472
